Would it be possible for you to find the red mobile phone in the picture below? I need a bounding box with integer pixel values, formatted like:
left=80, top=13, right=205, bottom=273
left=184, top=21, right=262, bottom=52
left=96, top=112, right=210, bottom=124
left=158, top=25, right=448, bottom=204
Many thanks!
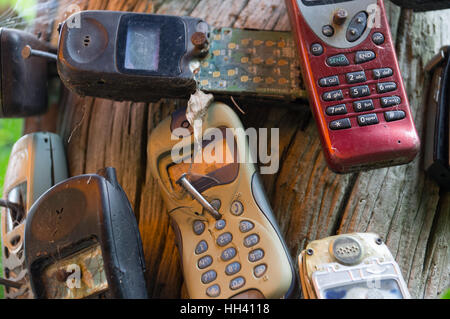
left=285, top=0, right=420, bottom=173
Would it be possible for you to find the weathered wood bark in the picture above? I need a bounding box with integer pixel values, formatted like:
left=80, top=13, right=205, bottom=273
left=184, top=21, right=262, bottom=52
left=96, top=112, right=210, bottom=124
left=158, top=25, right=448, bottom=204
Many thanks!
left=25, top=0, right=449, bottom=298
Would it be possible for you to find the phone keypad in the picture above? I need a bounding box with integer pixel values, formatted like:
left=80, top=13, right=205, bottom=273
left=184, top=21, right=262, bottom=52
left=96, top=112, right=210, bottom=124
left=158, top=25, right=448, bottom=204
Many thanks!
left=319, top=48, right=406, bottom=130
left=194, top=200, right=270, bottom=298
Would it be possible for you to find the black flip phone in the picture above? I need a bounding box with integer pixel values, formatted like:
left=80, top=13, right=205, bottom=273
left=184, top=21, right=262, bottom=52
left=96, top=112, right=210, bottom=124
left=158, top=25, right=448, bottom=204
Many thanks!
left=25, top=167, right=148, bottom=299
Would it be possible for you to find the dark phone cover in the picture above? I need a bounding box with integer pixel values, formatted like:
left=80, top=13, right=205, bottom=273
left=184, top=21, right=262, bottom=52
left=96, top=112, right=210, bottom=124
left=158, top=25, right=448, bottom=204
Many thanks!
left=390, top=0, right=450, bottom=11
left=0, top=28, right=49, bottom=117
left=424, top=48, right=450, bottom=187
left=24, top=167, right=148, bottom=299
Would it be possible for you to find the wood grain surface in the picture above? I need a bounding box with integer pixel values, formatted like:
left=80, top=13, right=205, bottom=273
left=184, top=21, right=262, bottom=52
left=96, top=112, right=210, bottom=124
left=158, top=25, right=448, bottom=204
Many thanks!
left=25, top=0, right=449, bottom=298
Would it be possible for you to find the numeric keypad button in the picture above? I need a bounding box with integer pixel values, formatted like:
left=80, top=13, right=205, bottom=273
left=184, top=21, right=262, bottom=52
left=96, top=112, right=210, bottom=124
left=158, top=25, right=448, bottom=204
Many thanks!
left=373, top=68, right=393, bottom=80
left=346, top=71, right=366, bottom=84
left=230, top=277, right=246, bottom=290
left=350, top=85, right=370, bottom=98
left=195, top=240, right=208, bottom=255
left=243, top=234, right=260, bottom=248
left=357, top=114, right=379, bottom=126
left=201, top=270, right=217, bottom=284
left=384, top=111, right=406, bottom=122
left=377, top=82, right=397, bottom=94
left=217, top=232, right=233, bottom=247
left=329, top=118, right=351, bottom=130
left=215, top=219, right=226, bottom=230
left=198, top=256, right=213, bottom=269
left=206, top=285, right=220, bottom=298
left=248, top=249, right=265, bottom=262
left=225, top=262, right=241, bottom=276
left=193, top=220, right=205, bottom=235
left=326, top=104, right=347, bottom=116
left=239, top=220, right=255, bottom=233
left=319, top=75, right=340, bottom=87
left=355, top=51, right=376, bottom=64
left=380, top=96, right=401, bottom=107
left=353, top=99, right=374, bottom=113
left=254, top=264, right=267, bottom=278
left=323, top=90, right=344, bottom=102
left=221, top=247, right=237, bottom=261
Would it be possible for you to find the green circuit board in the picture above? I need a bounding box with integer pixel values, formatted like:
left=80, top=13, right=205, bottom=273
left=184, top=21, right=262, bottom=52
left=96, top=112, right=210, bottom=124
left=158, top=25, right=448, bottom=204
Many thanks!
left=194, top=27, right=307, bottom=101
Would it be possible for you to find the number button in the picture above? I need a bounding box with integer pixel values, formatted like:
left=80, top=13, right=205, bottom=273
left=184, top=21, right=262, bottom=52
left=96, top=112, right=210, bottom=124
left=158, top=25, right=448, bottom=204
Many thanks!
left=357, top=114, right=379, bottom=126
left=319, top=75, right=340, bottom=87
left=373, top=68, right=393, bottom=80
left=201, top=270, right=217, bottom=284
left=225, top=262, right=241, bottom=276
left=377, top=82, right=397, bottom=94
left=327, top=54, right=350, bottom=67
left=239, top=220, right=255, bottom=233
left=206, top=284, right=220, bottom=298
left=193, top=220, right=205, bottom=235
left=380, top=96, right=401, bottom=107
left=326, top=104, right=347, bottom=116
left=322, top=90, right=344, bottom=102
left=353, top=99, right=374, bottom=113
left=195, top=240, right=208, bottom=255
left=217, top=232, right=233, bottom=247
left=215, top=219, right=226, bottom=230
left=384, top=111, right=406, bottom=122
left=221, top=247, right=237, bottom=261
left=346, top=71, right=366, bottom=84
left=248, top=249, right=265, bottom=262
left=230, top=201, right=244, bottom=216
left=254, top=264, right=267, bottom=278
left=350, top=85, right=370, bottom=98
left=355, top=51, right=376, bottom=64
left=244, top=234, right=260, bottom=248
left=229, top=277, right=246, bottom=290
left=198, top=255, right=213, bottom=269
left=329, top=118, right=351, bottom=130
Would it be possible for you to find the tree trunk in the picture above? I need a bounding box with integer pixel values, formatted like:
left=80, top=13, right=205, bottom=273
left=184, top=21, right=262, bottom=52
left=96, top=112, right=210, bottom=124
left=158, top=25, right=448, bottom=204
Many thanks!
left=25, top=0, right=449, bottom=298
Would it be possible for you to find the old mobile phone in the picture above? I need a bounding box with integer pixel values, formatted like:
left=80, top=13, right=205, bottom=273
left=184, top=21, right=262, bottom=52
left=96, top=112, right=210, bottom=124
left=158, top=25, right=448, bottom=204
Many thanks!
left=24, top=167, right=147, bottom=299
left=285, top=0, right=420, bottom=173
left=148, top=103, right=295, bottom=299
left=424, top=47, right=450, bottom=187
left=0, top=28, right=53, bottom=117
left=1, top=132, right=68, bottom=298
left=390, top=0, right=450, bottom=12
left=298, top=233, right=411, bottom=299
left=57, top=10, right=305, bottom=102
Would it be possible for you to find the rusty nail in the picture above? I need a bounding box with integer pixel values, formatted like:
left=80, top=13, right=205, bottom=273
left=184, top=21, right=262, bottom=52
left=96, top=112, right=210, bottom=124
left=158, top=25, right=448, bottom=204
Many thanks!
left=191, top=32, right=208, bottom=49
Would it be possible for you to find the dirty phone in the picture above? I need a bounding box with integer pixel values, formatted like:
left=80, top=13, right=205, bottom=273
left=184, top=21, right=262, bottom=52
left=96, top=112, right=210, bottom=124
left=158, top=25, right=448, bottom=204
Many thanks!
left=148, top=103, right=296, bottom=299
left=390, top=0, right=450, bottom=12
left=0, top=28, right=54, bottom=117
left=1, top=132, right=68, bottom=298
left=424, top=46, right=450, bottom=187
left=298, top=233, right=411, bottom=299
left=285, top=0, right=420, bottom=173
left=24, top=167, right=148, bottom=299
left=57, top=10, right=305, bottom=102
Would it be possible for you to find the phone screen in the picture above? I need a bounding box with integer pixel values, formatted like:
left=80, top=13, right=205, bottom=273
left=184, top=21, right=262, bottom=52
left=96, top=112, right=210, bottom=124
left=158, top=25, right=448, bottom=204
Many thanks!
left=125, top=23, right=160, bottom=71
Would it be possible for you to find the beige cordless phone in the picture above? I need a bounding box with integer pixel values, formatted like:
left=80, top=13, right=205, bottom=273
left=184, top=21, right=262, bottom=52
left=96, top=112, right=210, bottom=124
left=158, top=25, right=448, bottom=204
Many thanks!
left=1, top=132, right=68, bottom=298
left=298, top=233, right=411, bottom=299
left=149, top=102, right=295, bottom=299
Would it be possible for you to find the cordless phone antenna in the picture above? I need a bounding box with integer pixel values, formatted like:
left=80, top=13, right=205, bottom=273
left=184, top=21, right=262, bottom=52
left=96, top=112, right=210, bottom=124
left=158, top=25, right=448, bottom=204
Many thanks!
left=177, top=174, right=222, bottom=220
